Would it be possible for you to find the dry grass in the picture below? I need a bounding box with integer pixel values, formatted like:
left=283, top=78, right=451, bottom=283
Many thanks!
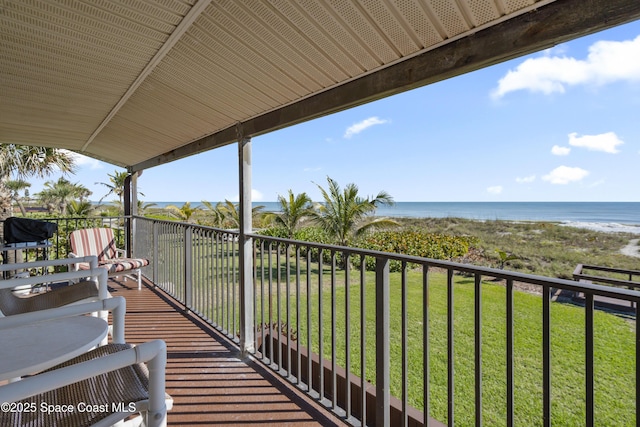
left=390, top=217, right=638, bottom=280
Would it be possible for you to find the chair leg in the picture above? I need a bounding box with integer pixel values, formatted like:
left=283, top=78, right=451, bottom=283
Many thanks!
left=137, top=269, right=142, bottom=290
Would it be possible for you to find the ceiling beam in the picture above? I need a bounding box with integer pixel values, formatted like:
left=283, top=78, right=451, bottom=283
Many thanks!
left=131, top=0, right=640, bottom=172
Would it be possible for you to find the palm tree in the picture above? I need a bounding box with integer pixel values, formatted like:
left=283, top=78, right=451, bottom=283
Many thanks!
left=36, top=177, right=91, bottom=215
left=201, top=200, right=227, bottom=228
left=66, top=200, right=94, bottom=216
left=4, top=179, right=31, bottom=216
left=272, top=190, right=313, bottom=238
left=0, top=145, right=76, bottom=219
left=217, top=200, right=265, bottom=229
left=166, top=202, right=200, bottom=222
left=96, top=170, right=127, bottom=205
left=310, top=176, right=398, bottom=246
left=96, top=170, right=145, bottom=213
left=138, top=201, right=157, bottom=216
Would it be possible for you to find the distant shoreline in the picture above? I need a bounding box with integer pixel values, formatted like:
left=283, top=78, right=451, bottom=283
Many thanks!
left=137, top=201, right=640, bottom=226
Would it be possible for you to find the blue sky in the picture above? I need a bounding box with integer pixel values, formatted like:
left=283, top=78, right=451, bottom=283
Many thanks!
left=29, top=20, right=640, bottom=203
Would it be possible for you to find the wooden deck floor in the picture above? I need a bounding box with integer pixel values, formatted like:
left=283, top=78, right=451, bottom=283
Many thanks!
left=109, top=278, right=345, bottom=427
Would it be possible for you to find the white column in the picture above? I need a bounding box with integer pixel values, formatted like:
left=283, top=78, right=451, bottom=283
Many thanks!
left=238, top=136, right=255, bottom=355
left=131, top=171, right=139, bottom=257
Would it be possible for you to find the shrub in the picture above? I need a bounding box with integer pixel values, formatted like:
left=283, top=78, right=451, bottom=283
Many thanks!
left=294, top=227, right=337, bottom=264
left=256, top=226, right=289, bottom=240
left=353, top=230, right=476, bottom=272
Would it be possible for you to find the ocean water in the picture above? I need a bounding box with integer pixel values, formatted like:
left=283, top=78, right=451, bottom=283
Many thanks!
left=149, top=201, right=640, bottom=234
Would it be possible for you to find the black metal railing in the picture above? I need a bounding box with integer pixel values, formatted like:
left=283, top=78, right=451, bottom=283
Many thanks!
left=129, top=217, right=640, bottom=426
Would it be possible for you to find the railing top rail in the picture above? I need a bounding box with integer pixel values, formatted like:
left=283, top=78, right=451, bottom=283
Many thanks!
left=135, top=216, right=239, bottom=234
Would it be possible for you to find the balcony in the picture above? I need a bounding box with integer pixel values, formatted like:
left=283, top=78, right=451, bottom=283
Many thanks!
left=3, top=216, right=638, bottom=426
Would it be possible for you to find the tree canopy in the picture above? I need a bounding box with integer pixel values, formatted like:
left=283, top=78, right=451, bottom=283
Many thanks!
left=310, top=176, right=397, bottom=246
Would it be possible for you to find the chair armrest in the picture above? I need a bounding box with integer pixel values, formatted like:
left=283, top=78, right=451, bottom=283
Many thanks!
left=0, top=295, right=126, bottom=343
left=0, top=263, right=108, bottom=300
left=0, top=255, right=98, bottom=272
left=0, top=340, right=168, bottom=427
left=115, top=247, right=127, bottom=258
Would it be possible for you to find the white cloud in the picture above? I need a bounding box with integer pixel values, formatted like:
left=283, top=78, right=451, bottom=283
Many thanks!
left=551, top=145, right=571, bottom=156
left=542, top=166, right=589, bottom=184
left=516, top=175, right=536, bottom=183
left=491, top=35, right=640, bottom=98
left=344, top=116, right=388, bottom=138
left=62, top=150, right=103, bottom=169
left=568, top=132, right=623, bottom=153
left=487, top=185, right=503, bottom=194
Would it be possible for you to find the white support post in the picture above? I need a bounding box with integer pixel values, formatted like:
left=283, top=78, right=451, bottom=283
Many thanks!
left=238, top=133, right=255, bottom=355
left=131, top=171, right=139, bottom=257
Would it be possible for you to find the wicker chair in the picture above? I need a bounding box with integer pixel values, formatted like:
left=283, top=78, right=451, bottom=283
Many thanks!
left=0, top=257, right=107, bottom=317
left=69, top=228, right=149, bottom=290
left=0, top=340, right=170, bottom=427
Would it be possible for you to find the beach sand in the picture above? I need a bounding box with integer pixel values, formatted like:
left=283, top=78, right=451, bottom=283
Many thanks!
left=621, top=238, right=640, bottom=258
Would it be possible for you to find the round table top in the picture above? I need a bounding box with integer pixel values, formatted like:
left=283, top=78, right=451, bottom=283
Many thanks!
left=0, top=315, right=109, bottom=381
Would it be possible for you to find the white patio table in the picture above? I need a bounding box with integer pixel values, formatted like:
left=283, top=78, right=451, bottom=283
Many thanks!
left=0, top=315, right=108, bottom=382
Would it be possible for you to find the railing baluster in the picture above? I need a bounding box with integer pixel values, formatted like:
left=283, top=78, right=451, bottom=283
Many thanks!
left=286, top=244, right=291, bottom=378
left=447, top=268, right=454, bottom=426
left=344, top=252, right=351, bottom=420
left=423, top=265, right=430, bottom=427
left=215, top=233, right=220, bottom=328
left=475, top=273, right=483, bottom=427
left=543, top=284, right=551, bottom=427
left=184, top=226, right=192, bottom=311
left=361, top=255, right=367, bottom=427
left=306, top=250, right=312, bottom=394
left=296, top=246, right=301, bottom=385
left=506, top=279, right=514, bottom=427
left=194, top=230, right=200, bottom=314
left=585, top=292, right=594, bottom=427
left=402, top=262, right=408, bottom=427
left=224, top=234, right=229, bottom=334
left=331, top=250, right=337, bottom=409
left=318, top=249, right=324, bottom=402
left=153, top=221, right=158, bottom=285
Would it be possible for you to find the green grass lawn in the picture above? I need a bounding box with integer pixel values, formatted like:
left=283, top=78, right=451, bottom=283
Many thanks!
left=261, top=266, right=637, bottom=426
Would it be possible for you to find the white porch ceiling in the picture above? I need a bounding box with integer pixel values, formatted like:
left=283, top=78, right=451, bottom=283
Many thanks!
left=1, top=0, right=639, bottom=170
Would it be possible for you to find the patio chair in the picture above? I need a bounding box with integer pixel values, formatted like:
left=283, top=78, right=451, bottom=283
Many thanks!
left=0, top=256, right=107, bottom=317
left=0, top=340, right=170, bottom=427
left=69, top=228, right=149, bottom=290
